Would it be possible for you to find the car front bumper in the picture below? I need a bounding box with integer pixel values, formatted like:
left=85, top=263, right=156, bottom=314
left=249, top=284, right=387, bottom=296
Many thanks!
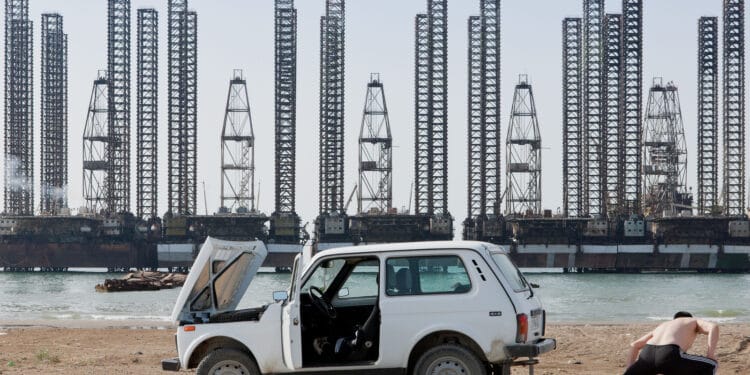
left=506, top=338, right=557, bottom=358
left=161, top=357, right=181, bottom=371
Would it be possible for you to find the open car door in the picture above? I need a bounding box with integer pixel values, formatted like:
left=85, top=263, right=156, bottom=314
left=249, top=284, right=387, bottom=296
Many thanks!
left=281, top=241, right=313, bottom=369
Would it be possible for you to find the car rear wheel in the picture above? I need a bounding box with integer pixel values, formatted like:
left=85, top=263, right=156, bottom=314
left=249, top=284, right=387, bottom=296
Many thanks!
left=196, top=348, right=260, bottom=375
left=413, top=343, right=487, bottom=375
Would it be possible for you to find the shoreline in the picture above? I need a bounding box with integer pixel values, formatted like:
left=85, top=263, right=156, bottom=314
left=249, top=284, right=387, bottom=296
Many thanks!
left=0, top=322, right=748, bottom=374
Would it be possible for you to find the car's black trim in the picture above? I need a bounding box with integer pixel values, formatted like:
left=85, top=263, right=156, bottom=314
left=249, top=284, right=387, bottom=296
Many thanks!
left=505, top=338, right=557, bottom=358
left=161, top=358, right=181, bottom=371
left=270, top=369, right=404, bottom=375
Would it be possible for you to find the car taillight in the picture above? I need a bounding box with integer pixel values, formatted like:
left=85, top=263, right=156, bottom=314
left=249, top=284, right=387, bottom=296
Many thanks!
left=516, top=313, right=528, bottom=343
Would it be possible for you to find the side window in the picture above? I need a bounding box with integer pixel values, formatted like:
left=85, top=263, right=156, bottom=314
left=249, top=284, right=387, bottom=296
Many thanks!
left=386, top=255, right=471, bottom=296
left=338, top=259, right=379, bottom=299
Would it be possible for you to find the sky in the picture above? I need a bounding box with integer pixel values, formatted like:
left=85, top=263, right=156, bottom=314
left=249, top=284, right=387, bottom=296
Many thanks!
left=1, top=0, right=747, bottom=229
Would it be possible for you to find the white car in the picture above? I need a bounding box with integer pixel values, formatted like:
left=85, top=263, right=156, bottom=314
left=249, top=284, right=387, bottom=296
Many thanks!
left=162, top=238, right=555, bottom=374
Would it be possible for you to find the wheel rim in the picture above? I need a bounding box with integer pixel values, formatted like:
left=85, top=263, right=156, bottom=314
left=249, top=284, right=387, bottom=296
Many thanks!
left=208, top=359, right=250, bottom=375
left=425, top=355, right=470, bottom=375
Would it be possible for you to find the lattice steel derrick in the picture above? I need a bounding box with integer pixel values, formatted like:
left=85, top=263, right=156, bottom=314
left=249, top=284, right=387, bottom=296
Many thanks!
left=467, top=16, right=483, bottom=219
left=167, top=0, right=188, bottom=215
left=642, top=79, right=689, bottom=217
left=5, top=0, right=34, bottom=216
left=40, top=13, right=67, bottom=214
left=136, top=9, right=158, bottom=220
left=107, top=0, right=131, bottom=214
left=698, top=17, right=719, bottom=216
left=83, top=73, right=110, bottom=214
left=428, top=0, right=448, bottom=215
left=274, top=0, right=297, bottom=215
left=186, top=11, right=198, bottom=215
left=562, top=17, right=583, bottom=217
left=358, top=74, right=392, bottom=214
left=723, top=0, right=746, bottom=216
left=621, top=0, right=643, bottom=214
left=221, top=70, right=255, bottom=213
left=414, top=14, right=430, bottom=215
left=583, top=0, right=603, bottom=216
left=506, top=76, right=541, bottom=216
left=603, top=14, right=622, bottom=216
left=318, top=0, right=345, bottom=215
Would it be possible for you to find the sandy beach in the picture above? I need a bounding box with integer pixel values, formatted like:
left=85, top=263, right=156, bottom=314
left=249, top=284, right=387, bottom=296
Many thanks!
left=0, top=321, right=748, bottom=374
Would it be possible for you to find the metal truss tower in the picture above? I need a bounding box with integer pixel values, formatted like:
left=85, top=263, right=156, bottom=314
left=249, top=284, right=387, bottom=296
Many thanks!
left=415, top=0, right=449, bottom=217
left=319, top=0, right=346, bottom=215
left=621, top=0, right=644, bottom=215
left=358, top=74, right=392, bottom=214
left=505, top=76, right=541, bottom=216
left=4, top=0, right=34, bottom=216
left=220, top=70, right=255, bottom=213
left=723, top=0, right=745, bottom=216
left=136, top=8, right=158, bottom=220
left=603, top=14, right=622, bottom=216
left=168, top=0, right=197, bottom=216
left=698, top=17, right=719, bottom=216
left=274, top=0, right=297, bottom=216
left=562, top=17, right=582, bottom=217
left=642, top=79, right=690, bottom=217
left=83, top=73, right=110, bottom=214
left=40, top=14, right=67, bottom=215
left=186, top=11, right=198, bottom=215
left=107, top=0, right=131, bottom=214
left=466, top=0, right=500, bottom=228
left=583, top=0, right=604, bottom=216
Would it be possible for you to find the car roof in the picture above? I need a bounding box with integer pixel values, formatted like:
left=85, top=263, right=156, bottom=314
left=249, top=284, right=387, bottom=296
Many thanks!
left=311, top=240, right=505, bottom=260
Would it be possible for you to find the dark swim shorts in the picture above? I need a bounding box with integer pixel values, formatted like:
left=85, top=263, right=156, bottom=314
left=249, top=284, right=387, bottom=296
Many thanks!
left=624, top=344, right=717, bottom=375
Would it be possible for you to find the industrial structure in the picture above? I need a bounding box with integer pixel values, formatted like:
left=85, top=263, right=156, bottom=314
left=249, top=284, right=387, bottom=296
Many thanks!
left=82, top=73, right=109, bottom=214
left=167, top=0, right=196, bottom=217
left=220, top=70, right=256, bottom=213
left=642, top=79, right=690, bottom=217
left=315, top=0, right=348, bottom=241
left=5, top=0, right=34, bottom=216
left=270, top=0, right=302, bottom=244
left=136, top=8, right=158, bottom=221
left=723, top=0, right=745, bottom=216
left=697, top=16, right=719, bottom=216
left=357, top=74, right=392, bottom=215
left=40, top=13, right=68, bottom=215
left=505, top=76, right=541, bottom=217
left=3, top=0, right=750, bottom=273
left=463, top=0, right=501, bottom=241
left=107, top=0, right=131, bottom=214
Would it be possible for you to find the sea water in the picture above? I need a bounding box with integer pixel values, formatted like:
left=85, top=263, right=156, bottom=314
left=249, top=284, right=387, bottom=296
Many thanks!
left=0, top=270, right=748, bottom=323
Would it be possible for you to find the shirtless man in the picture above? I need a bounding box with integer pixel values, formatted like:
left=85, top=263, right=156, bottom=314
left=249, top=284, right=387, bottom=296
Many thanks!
left=624, top=311, right=718, bottom=375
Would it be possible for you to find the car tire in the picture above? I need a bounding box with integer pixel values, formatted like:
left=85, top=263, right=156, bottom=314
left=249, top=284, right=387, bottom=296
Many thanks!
left=413, top=343, right=487, bottom=375
left=196, top=348, right=260, bottom=375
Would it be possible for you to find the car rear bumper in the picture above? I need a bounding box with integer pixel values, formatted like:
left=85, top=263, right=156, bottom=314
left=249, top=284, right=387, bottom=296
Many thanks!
left=506, top=338, right=557, bottom=358
left=161, top=358, right=181, bottom=371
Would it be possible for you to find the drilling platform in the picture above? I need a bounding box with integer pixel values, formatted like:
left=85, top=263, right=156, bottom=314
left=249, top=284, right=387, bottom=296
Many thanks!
left=1, top=0, right=750, bottom=273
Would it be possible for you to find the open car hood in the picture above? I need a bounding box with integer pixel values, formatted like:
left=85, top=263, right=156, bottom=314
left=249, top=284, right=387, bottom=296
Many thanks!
left=171, top=237, right=268, bottom=322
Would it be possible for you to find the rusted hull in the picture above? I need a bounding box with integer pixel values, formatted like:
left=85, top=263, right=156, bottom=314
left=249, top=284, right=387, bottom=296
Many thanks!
left=509, top=251, right=750, bottom=271
left=0, top=241, right=156, bottom=268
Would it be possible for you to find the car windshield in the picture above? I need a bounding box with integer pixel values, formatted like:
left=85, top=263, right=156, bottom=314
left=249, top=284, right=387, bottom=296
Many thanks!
left=490, top=252, right=529, bottom=292
left=301, top=258, right=346, bottom=294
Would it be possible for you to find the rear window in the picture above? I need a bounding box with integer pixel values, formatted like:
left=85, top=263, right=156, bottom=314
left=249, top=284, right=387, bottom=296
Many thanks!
left=490, top=252, right=529, bottom=292
left=385, top=255, right=471, bottom=296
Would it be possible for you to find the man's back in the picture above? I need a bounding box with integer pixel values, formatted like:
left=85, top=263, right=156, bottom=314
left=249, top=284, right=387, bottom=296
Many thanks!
left=647, top=317, right=700, bottom=352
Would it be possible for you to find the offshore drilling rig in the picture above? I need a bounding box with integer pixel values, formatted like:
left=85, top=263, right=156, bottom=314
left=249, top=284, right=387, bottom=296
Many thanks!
left=1, top=0, right=750, bottom=272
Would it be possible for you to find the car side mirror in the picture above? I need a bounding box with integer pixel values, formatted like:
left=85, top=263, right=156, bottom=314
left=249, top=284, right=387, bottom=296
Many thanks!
left=273, top=291, right=289, bottom=302
left=338, top=287, right=350, bottom=298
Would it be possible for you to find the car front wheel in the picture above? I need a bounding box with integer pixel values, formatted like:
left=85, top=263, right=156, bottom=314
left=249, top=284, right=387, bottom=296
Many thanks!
left=413, top=343, right=487, bottom=375
left=196, top=348, right=260, bottom=375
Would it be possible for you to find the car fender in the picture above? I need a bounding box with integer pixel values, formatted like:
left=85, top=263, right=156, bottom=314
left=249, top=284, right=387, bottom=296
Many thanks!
left=404, top=321, right=504, bottom=364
